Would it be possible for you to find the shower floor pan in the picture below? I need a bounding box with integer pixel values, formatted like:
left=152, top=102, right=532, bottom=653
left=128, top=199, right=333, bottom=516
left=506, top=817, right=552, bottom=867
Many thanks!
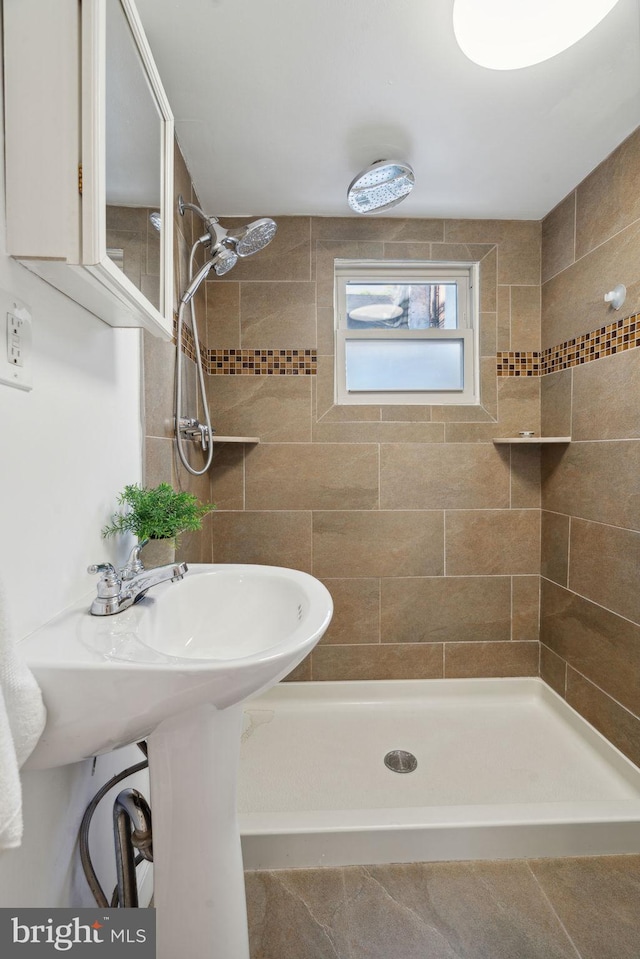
left=238, top=678, right=640, bottom=869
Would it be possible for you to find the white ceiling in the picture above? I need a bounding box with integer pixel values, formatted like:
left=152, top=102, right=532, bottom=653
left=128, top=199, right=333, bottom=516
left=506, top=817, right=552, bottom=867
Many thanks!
left=135, top=0, right=640, bottom=220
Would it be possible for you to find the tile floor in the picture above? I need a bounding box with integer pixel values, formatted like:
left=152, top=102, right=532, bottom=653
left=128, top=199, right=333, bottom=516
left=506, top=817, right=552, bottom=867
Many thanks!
left=245, top=855, right=640, bottom=959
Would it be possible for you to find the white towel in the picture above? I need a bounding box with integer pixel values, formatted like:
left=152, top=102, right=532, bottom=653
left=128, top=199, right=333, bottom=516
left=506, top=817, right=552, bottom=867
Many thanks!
left=0, top=580, right=46, bottom=849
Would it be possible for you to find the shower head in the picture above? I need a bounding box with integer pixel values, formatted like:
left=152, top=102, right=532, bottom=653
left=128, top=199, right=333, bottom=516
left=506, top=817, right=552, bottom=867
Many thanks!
left=177, top=196, right=277, bottom=272
left=234, top=218, right=278, bottom=257
left=212, top=248, right=238, bottom=276
left=180, top=248, right=239, bottom=304
left=347, top=160, right=415, bottom=215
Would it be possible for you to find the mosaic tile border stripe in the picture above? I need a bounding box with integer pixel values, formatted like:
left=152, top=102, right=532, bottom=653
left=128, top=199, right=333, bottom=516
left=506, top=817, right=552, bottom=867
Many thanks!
left=497, top=312, right=640, bottom=377
left=172, top=317, right=198, bottom=363
left=207, top=349, right=317, bottom=375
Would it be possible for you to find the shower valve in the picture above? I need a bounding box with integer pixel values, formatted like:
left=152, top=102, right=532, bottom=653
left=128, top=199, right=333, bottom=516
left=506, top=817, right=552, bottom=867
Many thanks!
left=177, top=416, right=212, bottom=449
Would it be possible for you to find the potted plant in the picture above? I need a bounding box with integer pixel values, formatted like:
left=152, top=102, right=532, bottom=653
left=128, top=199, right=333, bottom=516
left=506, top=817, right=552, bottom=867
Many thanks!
left=103, top=483, right=215, bottom=566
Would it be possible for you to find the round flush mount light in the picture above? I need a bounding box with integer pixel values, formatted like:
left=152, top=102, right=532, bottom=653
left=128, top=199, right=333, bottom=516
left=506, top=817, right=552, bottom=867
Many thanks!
left=347, top=160, right=415, bottom=215
left=453, top=0, right=622, bottom=70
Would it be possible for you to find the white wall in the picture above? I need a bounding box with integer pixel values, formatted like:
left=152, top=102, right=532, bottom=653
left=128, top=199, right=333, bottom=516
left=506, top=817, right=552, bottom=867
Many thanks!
left=0, top=14, right=150, bottom=905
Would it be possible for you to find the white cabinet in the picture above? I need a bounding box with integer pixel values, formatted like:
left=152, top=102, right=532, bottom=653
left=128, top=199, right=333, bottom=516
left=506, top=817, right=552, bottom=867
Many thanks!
left=3, top=0, right=174, bottom=339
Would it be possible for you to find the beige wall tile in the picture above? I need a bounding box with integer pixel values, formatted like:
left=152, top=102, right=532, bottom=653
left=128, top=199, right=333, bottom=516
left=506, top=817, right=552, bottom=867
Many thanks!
left=540, top=579, right=640, bottom=717
left=383, top=241, right=432, bottom=260
left=177, top=447, right=211, bottom=505
left=481, top=356, right=498, bottom=419
left=575, top=127, right=640, bottom=260
left=571, top=349, right=640, bottom=440
left=311, top=217, right=445, bottom=242
left=312, top=643, right=443, bottom=681
left=205, top=282, right=240, bottom=348
left=431, top=403, right=495, bottom=424
left=479, top=246, right=497, bottom=312
left=381, top=576, right=511, bottom=644
left=319, top=579, right=380, bottom=645
left=209, top=443, right=245, bottom=511
left=431, top=242, right=495, bottom=262
left=446, top=509, right=540, bottom=575
left=211, top=510, right=312, bottom=570
left=541, top=440, right=640, bottom=530
left=444, top=641, right=538, bottom=678
left=542, top=219, right=640, bottom=346
left=207, top=375, right=312, bottom=442
left=569, top=518, right=640, bottom=624
left=510, top=286, right=540, bottom=351
left=380, top=444, right=510, bottom=510
left=540, top=644, right=566, bottom=697
left=480, top=311, right=497, bottom=357
left=497, top=285, right=511, bottom=350
left=566, top=668, right=640, bottom=768
left=541, top=192, right=575, bottom=284
left=541, top=510, right=570, bottom=586
left=444, top=423, right=507, bottom=442
left=510, top=446, right=541, bottom=509
left=512, top=575, right=540, bottom=642
left=541, top=370, right=572, bottom=438
left=144, top=436, right=174, bottom=488
left=143, top=331, right=175, bottom=439
left=317, top=306, right=335, bottom=356
left=240, top=281, right=317, bottom=348
left=497, top=222, right=541, bottom=286
left=177, top=512, right=213, bottom=564
left=381, top=406, right=432, bottom=422
left=313, top=421, right=445, bottom=443
left=312, top=510, right=444, bottom=578
left=245, top=443, right=379, bottom=510
left=496, top=377, right=541, bottom=436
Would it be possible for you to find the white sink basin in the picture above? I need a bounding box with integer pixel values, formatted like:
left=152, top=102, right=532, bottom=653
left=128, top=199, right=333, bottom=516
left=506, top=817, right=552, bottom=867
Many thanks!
left=22, top=562, right=333, bottom=959
left=21, top=564, right=333, bottom=770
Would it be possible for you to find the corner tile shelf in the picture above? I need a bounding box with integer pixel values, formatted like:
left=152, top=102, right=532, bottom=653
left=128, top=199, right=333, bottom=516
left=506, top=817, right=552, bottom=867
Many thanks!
left=212, top=436, right=260, bottom=444
left=493, top=437, right=571, bottom=445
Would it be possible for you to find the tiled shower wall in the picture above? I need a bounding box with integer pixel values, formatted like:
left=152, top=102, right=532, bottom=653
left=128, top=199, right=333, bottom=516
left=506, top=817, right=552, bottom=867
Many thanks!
left=205, top=217, right=543, bottom=680
left=143, top=128, right=640, bottom=751
left=539, top=127, right=640, bottom=767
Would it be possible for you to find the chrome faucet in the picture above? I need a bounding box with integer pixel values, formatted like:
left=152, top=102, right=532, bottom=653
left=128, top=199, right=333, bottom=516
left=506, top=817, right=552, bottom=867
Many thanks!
left=88, top=544, right=188, bottom=616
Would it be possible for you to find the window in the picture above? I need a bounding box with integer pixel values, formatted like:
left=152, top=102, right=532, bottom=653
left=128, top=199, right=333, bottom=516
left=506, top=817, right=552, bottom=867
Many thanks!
left=335, top=260, right=479, bottom=405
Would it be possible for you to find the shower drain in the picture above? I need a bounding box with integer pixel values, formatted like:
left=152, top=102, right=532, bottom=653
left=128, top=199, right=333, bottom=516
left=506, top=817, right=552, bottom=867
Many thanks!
left=383, top=749, right=417, bottom=773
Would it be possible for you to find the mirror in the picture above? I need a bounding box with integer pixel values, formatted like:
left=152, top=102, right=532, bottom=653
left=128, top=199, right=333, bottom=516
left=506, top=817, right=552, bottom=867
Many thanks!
left=2, top=0, right=173, bottom=337
left=105, top=0, right=164, bottom=314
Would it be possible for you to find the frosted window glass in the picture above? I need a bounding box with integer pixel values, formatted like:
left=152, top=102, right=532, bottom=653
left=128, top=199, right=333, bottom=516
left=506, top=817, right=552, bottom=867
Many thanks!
left=345, top=338, right=464, bottom=392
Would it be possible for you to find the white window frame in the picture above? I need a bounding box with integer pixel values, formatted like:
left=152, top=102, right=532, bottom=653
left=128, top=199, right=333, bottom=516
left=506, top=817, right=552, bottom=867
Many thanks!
left=334, top=259, right=480, bottom=405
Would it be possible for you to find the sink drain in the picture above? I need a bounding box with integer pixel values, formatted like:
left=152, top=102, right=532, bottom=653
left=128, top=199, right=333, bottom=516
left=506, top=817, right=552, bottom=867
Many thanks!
left=384, top=749, right=417, bottom=773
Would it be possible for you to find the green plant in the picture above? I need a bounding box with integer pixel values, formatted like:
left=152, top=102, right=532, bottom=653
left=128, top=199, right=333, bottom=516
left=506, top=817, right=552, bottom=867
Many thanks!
left=102, top=483, right=215, bottom=542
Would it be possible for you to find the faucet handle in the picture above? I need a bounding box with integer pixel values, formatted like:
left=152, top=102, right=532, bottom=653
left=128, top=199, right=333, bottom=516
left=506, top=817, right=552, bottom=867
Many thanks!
left=88, top=563, right=124, bottom=616
left=88, top=562, right=117, bottom=578
left=88, top=563, right=121, bottom=594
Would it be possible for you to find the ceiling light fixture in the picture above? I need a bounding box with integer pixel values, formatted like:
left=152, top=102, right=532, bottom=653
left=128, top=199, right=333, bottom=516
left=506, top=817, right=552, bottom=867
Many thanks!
left=453, top=0, right=622, bottom=70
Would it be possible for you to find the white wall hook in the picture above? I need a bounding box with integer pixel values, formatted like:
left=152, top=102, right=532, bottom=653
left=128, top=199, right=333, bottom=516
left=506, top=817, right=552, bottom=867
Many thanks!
left=604, top=284, right=626, bottom=310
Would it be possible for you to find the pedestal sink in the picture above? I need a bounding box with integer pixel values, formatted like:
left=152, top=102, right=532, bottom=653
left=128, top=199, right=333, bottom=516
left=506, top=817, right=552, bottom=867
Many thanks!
left=21, top=564, right=333, bottom=959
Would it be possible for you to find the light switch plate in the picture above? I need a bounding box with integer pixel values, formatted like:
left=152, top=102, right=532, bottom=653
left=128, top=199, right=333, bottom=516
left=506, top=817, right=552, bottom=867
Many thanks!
left=0, top=290, right=32, bottom=391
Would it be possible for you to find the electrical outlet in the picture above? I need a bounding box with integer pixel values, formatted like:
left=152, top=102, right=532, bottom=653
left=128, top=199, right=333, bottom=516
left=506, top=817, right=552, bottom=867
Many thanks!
left=0, top=291, right=32, bottom=391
